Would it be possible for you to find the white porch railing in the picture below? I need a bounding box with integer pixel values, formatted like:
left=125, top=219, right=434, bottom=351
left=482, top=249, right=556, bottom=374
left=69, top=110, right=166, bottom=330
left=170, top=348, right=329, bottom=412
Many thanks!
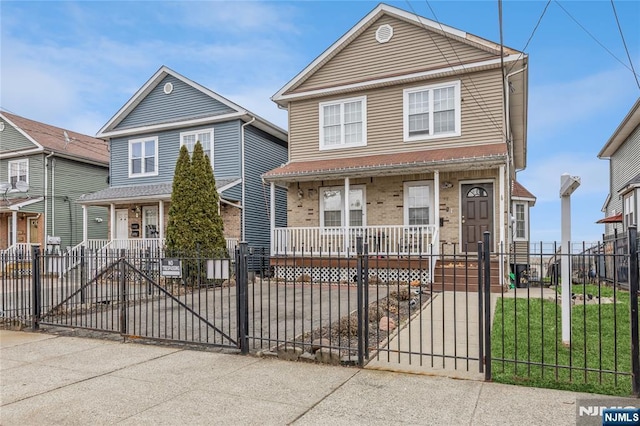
left=0, top=243, right=37, bottom=257
left=271, top=225, right=439, bottom=256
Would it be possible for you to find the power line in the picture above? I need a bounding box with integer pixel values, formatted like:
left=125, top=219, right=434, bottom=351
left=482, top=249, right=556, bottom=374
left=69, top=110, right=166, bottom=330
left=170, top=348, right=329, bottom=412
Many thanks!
left=555, top=0, right=637, bottom=76
left=506, top=0, right=551, bottom=76
left=610, top=0, right=640, bottom=91
left=404, top=0, right=506, bottom=138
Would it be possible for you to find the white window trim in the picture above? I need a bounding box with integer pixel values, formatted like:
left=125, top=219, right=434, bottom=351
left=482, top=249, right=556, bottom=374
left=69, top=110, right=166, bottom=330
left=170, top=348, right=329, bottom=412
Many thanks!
left=8, top=158, right=29, bottom=186
left=403, top=80, right=461, bottom=142
left=142, top=206, right=159, bottom=238
left=513, top=202, right=528, bottom=241
left=319, top=96, right=367, bottom=150
left=179, top=128, right=215, bottom=170
left=319, top=185, right=367, bottom=228
left=403, top=181, right=434, bottom=226
left=624, top=193, right=636, bottom=228
left=128, top=136, right=159, bottom=178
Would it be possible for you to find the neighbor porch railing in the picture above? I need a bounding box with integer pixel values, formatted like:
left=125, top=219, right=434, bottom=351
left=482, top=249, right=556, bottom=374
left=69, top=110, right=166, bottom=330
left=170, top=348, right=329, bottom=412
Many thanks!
left=271, top=225, right=439, bottom=256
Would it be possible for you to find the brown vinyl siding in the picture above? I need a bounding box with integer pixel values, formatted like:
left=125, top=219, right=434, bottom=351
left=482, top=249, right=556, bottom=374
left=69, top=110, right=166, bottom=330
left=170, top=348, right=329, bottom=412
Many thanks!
left=289, top=68, right=505, bottom=162
left=292, top=15, right=498, bottom=94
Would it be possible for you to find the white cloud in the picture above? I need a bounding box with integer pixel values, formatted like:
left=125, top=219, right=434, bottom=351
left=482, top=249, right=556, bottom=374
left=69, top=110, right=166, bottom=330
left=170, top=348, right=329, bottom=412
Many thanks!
left=519, top=154, right=609, bottom=204
left=528, top=67, right=633, bottom=134
left=165, top=1, right=300, bottom=34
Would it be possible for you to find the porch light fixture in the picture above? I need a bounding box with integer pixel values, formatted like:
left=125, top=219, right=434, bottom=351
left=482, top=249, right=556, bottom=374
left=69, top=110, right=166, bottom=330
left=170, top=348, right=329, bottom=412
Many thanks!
left=95, top=217, right=103, bottom=223
left=441, top=181, right=453, bottom=189
left=298, top=188, right=304, bottom=199
left=131, top=206, right=141, bottom=217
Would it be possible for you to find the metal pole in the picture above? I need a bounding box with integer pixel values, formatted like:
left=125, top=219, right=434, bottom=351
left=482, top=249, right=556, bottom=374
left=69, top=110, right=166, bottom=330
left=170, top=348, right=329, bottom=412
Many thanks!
left=363, top=241, right=370, bottom=360
left=560, top=173, right=580, bottom=344
left=627, top=226, right=639, bottom=396
left=478, top=241, right=484, bottom=373
left=31, top=245, right=41, bottom=331
left=356, top=236, right=364, bottom=367
left=80, top=246, right=86, bottom=304
left=237, top=242, right=249, bottom=354
left=483, top=231, right=492, bottom=381
left=119, top=249, right=127, bottom=335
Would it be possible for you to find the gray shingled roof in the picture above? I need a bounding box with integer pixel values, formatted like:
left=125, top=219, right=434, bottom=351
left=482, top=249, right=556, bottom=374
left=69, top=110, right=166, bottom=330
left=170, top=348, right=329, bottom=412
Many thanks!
left=78, top=178, right=239, bottom=203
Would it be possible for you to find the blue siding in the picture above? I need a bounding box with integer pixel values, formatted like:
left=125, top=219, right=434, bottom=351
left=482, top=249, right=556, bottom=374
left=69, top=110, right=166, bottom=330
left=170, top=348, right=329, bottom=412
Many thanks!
left=110, top=120, right=242, bottom=187
left=221, top=184, right=241, bottom=202
left=244, top=125, right=288, bottom=250
left=115, top=75, right=236, bottom=130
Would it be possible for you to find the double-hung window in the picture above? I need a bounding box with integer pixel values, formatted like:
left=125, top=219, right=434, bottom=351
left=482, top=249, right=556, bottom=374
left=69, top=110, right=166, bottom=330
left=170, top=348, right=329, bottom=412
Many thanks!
left=624, top=193, right=636, bottom=228
left=129, top=137, right=158, bottom=177
left=320, top=186, right=366, bottom=228
left=180, top=128, right=214, bottom=169
left=403, top=81, right=461, bottom=141
left=514, top=203, right=526, bottom=240
left=143, top=206, right=159, bottom=238
left=403, top=181, right=433, bottom=226
left=319, top=96, right=367, bottom=150
left=8, top=159, right=28, bottom=189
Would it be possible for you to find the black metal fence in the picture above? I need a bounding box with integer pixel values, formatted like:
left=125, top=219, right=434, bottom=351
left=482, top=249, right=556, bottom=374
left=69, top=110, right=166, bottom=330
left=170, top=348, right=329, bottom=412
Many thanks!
left=1, top=227, right=639, bottom=397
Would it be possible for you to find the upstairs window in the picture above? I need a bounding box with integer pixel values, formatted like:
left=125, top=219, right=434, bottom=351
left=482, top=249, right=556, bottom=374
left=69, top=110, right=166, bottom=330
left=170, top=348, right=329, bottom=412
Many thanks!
left=404, top=81, right=461, bottom=142
left=129, top=137, right=158, bottom=177
left=180, top=129, right=214, bottom=169
left=319, top=96, right=367, bottom=150
left=8, top=159, right=28, bottom=188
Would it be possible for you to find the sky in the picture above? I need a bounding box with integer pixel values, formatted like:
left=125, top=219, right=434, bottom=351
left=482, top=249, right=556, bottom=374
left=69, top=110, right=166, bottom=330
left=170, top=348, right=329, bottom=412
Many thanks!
left=1, top=0, right=639, bottom=243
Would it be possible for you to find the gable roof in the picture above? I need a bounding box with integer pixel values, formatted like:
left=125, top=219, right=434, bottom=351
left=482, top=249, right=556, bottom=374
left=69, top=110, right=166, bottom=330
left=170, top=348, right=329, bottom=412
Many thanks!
left=0, top=111, right=109, bottom=165
left=598, top=97, right=640, bottom=158
left=272, top=3, right=523, bottom=104
left=97, top=66, right=287, bottom=141
left=512, top=181, right=536, bottom=205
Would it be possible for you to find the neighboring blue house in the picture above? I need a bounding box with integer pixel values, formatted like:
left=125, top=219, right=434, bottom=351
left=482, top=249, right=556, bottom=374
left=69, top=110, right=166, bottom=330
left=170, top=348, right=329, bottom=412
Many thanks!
left=78, top=66, right=288, bottom=253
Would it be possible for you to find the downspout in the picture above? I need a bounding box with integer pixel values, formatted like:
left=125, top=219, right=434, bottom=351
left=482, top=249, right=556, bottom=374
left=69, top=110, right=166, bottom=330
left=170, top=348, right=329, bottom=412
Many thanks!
left=51, top=158, right=56, bottom=237
left=504, top=65, right=527, bottom=249
left=44, top=152, right=54, bottom=242
left=241, top=116, right=256, bottom=242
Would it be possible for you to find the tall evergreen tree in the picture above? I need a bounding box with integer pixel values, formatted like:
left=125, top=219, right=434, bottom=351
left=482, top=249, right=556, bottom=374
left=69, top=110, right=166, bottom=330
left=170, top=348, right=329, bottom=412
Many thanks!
left=165, top=145, right=194, bottom=254
left=190, top=142, right=226, bottom=256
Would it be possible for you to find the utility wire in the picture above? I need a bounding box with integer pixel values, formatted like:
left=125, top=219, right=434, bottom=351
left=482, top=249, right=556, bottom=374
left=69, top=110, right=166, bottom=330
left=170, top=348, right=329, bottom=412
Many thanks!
left=405, top=0, right=506, bottom=138
left=506, top=0, right=551, bottom=76
left=610, top=0, right=640, bottom=91
left=555, top=0, right=637, bottom=75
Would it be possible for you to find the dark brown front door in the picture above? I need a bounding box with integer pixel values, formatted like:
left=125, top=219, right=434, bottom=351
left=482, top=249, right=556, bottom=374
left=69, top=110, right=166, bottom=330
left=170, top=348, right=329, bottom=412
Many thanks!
left=461, top=183, right=493, bottom=249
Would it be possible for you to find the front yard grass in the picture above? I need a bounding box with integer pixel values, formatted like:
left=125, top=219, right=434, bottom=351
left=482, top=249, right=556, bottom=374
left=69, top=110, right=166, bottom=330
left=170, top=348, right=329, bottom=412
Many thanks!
left=491, top=284, right=634, bottom=396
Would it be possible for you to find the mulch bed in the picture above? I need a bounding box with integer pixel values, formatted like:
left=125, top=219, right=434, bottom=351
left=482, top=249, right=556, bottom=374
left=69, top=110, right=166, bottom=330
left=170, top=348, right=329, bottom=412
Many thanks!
left=291, top=284, right=432, bottom=358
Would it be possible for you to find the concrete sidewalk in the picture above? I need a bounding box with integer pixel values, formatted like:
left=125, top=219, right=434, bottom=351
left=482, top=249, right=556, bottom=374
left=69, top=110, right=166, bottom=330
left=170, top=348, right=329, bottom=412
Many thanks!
left=0, top=329, right=614, bottom=425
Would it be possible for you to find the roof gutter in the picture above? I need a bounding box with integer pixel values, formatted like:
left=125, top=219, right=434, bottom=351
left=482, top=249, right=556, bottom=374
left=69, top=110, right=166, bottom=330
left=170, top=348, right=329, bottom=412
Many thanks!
left=241, top=116, right=256, bottom=241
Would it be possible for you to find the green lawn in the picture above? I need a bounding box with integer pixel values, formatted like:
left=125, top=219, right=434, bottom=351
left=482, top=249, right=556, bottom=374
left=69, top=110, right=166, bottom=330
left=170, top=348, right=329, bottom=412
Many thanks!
left=491, top=285, right=635, bottom=396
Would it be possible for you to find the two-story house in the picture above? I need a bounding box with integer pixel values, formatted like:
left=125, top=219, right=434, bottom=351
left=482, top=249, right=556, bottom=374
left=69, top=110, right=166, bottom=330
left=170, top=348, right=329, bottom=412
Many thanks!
left=0, top=112, right=109, bottom=256
left=597, top=97, right=639, bottom=236
left=78, top=66, right=288, bottom=255
left=262, top=4, right=532, bottom=285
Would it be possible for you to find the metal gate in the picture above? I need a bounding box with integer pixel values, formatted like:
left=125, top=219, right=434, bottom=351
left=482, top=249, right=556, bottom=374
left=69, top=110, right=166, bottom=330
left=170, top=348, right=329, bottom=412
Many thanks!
left=34, top=248, right=237, bottom=348
left=237, top=237, right=492, bottom=378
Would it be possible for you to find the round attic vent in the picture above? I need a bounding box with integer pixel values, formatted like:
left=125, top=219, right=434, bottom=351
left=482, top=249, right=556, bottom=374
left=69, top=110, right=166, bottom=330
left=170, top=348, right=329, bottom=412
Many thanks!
left=163, top=82, right=173, bottom=94
left=376, top=24, right=393, bottom=44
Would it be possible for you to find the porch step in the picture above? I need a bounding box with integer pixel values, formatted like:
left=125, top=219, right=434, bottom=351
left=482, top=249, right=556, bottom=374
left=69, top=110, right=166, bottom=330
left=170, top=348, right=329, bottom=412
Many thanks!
left=432, top=258, right=504, bottom=293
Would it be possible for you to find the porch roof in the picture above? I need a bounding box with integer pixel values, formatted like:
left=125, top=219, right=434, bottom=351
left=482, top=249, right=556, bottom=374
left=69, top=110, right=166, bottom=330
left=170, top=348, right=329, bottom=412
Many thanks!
left=77, top=178, right=240, bottom=205
left=263, top=144, right=507, bottom=182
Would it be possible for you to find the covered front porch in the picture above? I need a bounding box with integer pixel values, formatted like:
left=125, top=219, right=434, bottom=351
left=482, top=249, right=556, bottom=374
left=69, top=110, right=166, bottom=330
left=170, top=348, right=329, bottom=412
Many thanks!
left=76, top=182, right=241, bottom=256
